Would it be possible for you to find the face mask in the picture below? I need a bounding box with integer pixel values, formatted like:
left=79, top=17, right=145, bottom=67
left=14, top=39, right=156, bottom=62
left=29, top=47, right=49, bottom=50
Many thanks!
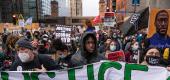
left=43, top=38, right=48, bottom=41
left=27, top=35, right=31, bottom=39
left=132, top=44, right=139, bottom=51
left=146, top=56, right=160, bottom=66
left=113, top=35, right=117, bottom=38
left=34, top=35, right=38, bottom=38
left=60, top=54, right=66, bottom=59
left=18, top=53, right=30, bottom=63
left=76, top=37, right=79, bottom=40
left=110, top=45, right=116, bottom=51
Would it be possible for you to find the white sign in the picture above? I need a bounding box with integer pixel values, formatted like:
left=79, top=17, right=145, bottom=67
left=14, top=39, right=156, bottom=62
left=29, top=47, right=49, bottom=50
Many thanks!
left=18, top=20, right=25, bottom=27
left=104, top=18, right=116, bottom=27
left=1, top=61, right=170, bottom=80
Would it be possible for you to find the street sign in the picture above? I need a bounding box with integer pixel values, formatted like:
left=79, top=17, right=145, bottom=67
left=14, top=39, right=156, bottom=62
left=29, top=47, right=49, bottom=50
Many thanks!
left=132, top=0, right=140, bottom=6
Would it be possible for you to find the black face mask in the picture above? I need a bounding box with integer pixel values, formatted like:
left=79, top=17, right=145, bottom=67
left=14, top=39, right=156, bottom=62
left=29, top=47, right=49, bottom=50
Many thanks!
left=34, top=35, right=38, bottom=38
left=146, top=56, right=160, bottom=66
left=27, top=35, right=31, bottom=39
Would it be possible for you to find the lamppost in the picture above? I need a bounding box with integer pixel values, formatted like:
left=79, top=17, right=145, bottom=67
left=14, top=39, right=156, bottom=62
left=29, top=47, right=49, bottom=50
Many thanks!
left=36, top=0, right=39, bottom=23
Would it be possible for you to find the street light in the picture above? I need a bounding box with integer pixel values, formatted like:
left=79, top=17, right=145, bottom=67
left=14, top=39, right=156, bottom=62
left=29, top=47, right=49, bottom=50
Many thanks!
left=12, top=14, right=17, bottom=25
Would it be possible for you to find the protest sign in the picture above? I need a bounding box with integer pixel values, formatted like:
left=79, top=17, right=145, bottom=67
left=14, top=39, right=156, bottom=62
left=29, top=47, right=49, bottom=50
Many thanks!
left=147, top=8, right=170, bottom=48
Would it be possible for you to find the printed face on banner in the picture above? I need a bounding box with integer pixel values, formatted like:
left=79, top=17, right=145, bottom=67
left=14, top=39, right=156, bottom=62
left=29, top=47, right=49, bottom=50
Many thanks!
left=147, top=9, right=170, bottom=48
left=148, top=9, right=170, bottom=37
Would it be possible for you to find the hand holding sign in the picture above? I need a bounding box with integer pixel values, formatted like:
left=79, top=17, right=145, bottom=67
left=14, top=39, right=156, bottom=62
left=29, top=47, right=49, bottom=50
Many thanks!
left=107, top=51, right=125, bottom=61
left=34, top=65, right=47, bottom=72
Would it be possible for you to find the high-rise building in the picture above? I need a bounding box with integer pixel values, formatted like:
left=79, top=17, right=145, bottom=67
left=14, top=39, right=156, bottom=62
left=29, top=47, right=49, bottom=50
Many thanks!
left=56, top=0, right=70, bottom=16
left=51, top=0, right=58, bottom=17
left=0, top=0, right=2, bottom=22
left=0, top=0, right=53, bottom=22
left=99, top=0, right=106, bottom=18
left=116, top=0, right=127, bottom=23
left=0, top=0, right=23, bottom=22
left=22, top=0, right=37, bottom=22
left=39, top=0, right=52, bottom=19
left=70, top=0, right=82, bottom=17
left=150, top=0, right=170, bottom=9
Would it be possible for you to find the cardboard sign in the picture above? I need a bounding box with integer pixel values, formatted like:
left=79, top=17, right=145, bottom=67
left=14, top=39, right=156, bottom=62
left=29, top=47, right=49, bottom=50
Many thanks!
left=108, top=51, right=125, bottom=61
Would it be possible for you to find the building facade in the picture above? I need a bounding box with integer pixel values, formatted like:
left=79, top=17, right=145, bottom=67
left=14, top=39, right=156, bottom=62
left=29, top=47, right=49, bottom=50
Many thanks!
left=126, top=0, right=149, bottom=16
left=150, top=0, right=170, bottom=9
left=51, top=0, right=58, bottom=17
left=99, top=0, right=106, bottom=18
left=0, top=0, right=23, bottom=22
left=0, top=0, right=2, bottom=22
left=22, top=0, right=37, bottom=22
left=39, top=0, right=51, bottom=19
left=116, top=0, right=127, bottom=23
left=70, top=0, right=82, bottom=17
left=0, top=0, right=53, bottom=22
left=56, top=0, right=70, bottom=16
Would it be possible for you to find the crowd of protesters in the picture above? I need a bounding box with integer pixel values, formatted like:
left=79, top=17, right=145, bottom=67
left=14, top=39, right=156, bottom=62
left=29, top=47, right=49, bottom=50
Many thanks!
left=0, top=11, right=170, bottom=71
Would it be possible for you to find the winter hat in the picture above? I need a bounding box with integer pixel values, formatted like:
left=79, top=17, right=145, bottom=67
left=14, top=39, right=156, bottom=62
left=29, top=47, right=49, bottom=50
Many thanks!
left=16, top=38, right=34, bottom=50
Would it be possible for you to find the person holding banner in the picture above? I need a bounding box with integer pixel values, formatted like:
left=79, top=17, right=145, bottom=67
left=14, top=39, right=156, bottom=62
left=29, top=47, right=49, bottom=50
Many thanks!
left=10, top=38, right=61, bottom=71
left=147, top=10, right=170, bottom=49
left=140, top=47, right=162, bottom=66
left=71, top=32, right=106, bottom=67
left=105, top=40, right=125, bottom=61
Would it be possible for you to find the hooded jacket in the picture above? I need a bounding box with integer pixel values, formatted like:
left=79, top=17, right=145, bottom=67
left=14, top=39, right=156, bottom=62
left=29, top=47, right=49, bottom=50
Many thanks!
left=71, top=32, right=106, bottom=67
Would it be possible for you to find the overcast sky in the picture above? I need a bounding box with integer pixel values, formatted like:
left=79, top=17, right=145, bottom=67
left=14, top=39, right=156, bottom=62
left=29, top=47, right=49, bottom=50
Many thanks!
left=83, top=0, right=99, bottom=16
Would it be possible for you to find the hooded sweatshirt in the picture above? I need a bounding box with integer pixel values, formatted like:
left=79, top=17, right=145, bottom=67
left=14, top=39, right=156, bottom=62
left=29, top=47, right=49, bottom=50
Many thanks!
left=71, top=32, right=106, bottom=67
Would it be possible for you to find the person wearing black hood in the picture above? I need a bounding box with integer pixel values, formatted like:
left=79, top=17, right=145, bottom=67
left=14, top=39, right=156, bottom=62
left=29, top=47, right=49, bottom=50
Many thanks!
left=71, top=32, right=106, bottom=67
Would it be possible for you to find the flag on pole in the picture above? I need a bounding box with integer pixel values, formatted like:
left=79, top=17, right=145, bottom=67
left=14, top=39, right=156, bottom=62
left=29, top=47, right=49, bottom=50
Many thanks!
left=18, top=19, right=25, bottom=27
left=25, top=17, right=33, bottom=25
left=92, top=15, right=102, bottom=25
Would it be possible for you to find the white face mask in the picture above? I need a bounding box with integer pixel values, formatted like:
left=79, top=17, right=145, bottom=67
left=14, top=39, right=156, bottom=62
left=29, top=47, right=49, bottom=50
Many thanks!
left=110, top=45, right=116, bottom=51
left=132, top=43, right=139, bottom=51
left=18, top=53, right=30, bottom=63
left=60, top=54, right=66, bottom=59
left=43, top=38, right=48, bottom=41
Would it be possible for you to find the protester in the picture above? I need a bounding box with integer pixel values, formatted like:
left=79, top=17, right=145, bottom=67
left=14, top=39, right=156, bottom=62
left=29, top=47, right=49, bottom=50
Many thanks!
left=10, top=38, right=61, bottom=71
left=5, top=34, right=20, bottom=57
left=140, top=47, right=162, bottom=66
left=98, top=38, right=112, bottom=54
left=71, top=32, right=106, bottom=67
left=55, top=44, right=73, bottom=69
left=25, top=31, right=32, bottom=41
left=105, top=40, right=125, bottom=61
left=84, top=20, right=95, bottom=32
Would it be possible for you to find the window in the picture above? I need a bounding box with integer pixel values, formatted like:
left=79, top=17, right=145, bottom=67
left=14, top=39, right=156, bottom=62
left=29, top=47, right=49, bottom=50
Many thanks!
left=72, top=19, right=80, bottom=23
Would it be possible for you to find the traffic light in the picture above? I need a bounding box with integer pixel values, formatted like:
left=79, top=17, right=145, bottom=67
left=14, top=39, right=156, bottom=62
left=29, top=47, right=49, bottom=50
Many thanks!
left=12, top=15, right=17, bottom=25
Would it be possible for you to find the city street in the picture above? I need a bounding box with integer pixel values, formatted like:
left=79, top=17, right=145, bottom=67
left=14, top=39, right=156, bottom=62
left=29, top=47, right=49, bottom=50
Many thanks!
left=0, top=0, right=170, bottom=80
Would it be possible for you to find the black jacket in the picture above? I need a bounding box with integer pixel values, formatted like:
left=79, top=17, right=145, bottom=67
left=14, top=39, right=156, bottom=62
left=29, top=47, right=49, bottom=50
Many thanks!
left=10, top=54, right=61, bottom=71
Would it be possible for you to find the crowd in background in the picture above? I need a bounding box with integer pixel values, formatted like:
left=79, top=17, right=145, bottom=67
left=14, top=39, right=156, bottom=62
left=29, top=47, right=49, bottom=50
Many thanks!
left=0, top=19, right=169, bottom=71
